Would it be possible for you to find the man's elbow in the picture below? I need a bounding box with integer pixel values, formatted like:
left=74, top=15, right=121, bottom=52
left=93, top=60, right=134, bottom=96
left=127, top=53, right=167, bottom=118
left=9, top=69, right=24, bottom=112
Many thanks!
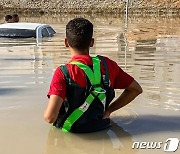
left=44, top=114, right=56, bottom=124
left=135, top=85, right=143, bottom=95
left=130, top=80, right=143, bottom=95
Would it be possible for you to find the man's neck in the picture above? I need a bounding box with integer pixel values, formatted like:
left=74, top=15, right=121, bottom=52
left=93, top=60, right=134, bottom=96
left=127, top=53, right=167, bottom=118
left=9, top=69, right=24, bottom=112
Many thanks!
left=70, top=48, right=89, bottom=58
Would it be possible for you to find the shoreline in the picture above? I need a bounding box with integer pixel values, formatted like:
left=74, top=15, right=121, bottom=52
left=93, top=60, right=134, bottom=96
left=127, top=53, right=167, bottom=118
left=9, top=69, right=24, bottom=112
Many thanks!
left=1, top=10, right=180, bottom=20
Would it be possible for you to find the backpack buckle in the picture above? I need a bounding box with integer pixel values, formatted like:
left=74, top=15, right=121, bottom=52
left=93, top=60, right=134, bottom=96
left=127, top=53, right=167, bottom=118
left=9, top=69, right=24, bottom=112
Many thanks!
left=94, top=88, right=106, bottom=94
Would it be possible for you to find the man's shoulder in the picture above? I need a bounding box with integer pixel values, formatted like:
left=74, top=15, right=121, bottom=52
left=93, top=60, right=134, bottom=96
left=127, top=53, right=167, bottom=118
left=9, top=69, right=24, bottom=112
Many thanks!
left=99, top=55, right=118, bottom=66
left=52, top=67, right=66, bottom=79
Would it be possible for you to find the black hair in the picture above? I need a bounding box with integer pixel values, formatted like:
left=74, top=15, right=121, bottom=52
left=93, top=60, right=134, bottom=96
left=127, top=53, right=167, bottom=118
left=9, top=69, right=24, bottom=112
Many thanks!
left=5, top=15, right=12, bottom=21
left=66, top=18, right=93, bottom=51
left=12, top=14, right=19, bottom=22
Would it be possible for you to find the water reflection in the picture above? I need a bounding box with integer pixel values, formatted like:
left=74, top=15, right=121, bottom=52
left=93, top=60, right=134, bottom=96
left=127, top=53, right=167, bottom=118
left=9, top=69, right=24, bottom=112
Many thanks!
left=45, top=121, right=137, bottom=154
left=0, top=41, right=51, bottom=88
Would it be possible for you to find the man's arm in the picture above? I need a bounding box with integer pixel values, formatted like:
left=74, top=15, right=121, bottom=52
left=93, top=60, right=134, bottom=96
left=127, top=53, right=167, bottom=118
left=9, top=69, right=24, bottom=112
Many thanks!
left=103, top=80, right=142, bottom=118
left=44, top=95, right=63, bottom=123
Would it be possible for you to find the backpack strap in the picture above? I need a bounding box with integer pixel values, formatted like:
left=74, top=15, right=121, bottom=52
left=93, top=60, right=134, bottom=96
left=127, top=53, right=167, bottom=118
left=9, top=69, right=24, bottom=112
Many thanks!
left=60, top=56, right=109, bottom=87
left=97, top=55, right=109, bottom=86
left=60, top=65, right=78, bottom=86
left=60, top=65, right=70, bottom=80
left=61, top=57, right=106, bottom=132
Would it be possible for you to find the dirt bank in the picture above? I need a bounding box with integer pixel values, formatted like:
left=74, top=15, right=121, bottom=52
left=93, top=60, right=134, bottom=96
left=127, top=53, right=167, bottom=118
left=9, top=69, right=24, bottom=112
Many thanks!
left=1, top=0, right=180, bottom=14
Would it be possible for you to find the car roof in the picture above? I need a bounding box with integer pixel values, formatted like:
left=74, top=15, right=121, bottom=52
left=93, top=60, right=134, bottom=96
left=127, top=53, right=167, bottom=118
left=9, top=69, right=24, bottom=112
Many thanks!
left=0, top=23, right=48, bottom=30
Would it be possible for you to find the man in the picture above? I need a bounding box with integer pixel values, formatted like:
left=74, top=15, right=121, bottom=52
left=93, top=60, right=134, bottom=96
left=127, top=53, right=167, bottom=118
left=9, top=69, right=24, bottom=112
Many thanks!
left=5, top=15, right=13, bottom=23
left=12, top=14, right=19, bottom=22
left=44, top=18, right=142, bottom=133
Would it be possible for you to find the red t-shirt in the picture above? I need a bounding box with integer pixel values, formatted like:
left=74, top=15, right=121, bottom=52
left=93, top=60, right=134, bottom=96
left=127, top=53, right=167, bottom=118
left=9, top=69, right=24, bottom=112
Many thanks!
left=47, top=55, right=134, bottom=100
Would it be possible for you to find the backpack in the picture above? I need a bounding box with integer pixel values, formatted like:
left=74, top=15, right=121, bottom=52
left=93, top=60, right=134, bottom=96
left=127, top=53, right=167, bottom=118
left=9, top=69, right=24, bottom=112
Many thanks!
left=53, top=56, right=115, bottom=133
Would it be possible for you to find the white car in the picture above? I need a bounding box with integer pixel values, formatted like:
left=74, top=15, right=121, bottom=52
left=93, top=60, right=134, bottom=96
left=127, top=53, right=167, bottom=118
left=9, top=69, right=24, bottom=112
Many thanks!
left=0, top=23, right=56, bottom=38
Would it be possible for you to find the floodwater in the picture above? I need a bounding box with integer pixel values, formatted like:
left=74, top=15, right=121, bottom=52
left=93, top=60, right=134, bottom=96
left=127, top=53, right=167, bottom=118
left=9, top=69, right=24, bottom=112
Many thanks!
left=0, top=14, right=180, bottom=154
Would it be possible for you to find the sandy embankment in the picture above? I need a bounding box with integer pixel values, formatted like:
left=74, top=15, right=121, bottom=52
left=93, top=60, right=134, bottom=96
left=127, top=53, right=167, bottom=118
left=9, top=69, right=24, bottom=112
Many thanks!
left=1, top=0, right=180, bottom=14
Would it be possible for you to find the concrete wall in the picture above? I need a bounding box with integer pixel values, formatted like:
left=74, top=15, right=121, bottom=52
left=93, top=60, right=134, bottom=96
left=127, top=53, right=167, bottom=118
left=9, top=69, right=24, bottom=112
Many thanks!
left=1, top=0, right=180, bottom=13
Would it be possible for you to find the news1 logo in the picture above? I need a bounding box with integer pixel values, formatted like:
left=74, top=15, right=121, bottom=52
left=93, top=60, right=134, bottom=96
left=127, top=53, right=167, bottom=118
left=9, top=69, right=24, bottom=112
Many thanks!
left=132, top=138, right=179, bottom=152
left=164, top=138, right=179, bottom=152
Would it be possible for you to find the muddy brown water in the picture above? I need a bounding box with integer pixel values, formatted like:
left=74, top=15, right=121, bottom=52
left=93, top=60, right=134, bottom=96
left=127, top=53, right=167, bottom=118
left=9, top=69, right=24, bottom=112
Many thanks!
left=0, top=14, right=180, bottom=154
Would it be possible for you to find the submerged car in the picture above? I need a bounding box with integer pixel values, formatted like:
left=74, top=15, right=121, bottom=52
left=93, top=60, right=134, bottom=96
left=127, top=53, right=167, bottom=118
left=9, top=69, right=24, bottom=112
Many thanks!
left=0, top=23, right=56, bottom=38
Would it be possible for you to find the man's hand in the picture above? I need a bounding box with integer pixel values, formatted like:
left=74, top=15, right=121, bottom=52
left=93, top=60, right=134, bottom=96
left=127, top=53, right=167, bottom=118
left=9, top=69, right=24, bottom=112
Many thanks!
left=44, top=95, right=63, bottom=123
left=103, top=110, right=111, bottom=119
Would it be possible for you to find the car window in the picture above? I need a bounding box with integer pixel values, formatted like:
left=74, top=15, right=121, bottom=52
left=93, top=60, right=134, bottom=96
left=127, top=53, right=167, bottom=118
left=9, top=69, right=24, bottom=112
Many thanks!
left=0, top=29, right=36, bottom=38
left=42, top=28, right=49, bottom=37
left=46, top=27, right=56, bottom=37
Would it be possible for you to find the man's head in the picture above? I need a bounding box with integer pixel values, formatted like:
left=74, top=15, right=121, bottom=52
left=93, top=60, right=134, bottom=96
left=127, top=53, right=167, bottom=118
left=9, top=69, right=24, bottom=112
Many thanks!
left=5, top=15, right=13, bottom=23
left=65, top=18, right=94, bottom=53
left=12, top=14, right=19, bottom=22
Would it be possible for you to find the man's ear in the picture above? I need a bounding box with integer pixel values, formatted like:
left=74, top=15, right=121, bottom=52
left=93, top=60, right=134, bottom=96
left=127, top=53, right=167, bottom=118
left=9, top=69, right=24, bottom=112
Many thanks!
left=64, top=38, right=69, bottom=47
left=90, top=38, right=94, bottom=47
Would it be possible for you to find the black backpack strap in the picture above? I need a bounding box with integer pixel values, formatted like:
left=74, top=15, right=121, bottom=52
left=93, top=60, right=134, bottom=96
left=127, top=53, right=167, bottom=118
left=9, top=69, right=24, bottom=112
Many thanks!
left=60, top=65, right=70, bottom=84
left=59, top=65, right=79, bottom=86
left=97, top=55, right=109, bottom=86
left=60, top=65, right=70, bottom=78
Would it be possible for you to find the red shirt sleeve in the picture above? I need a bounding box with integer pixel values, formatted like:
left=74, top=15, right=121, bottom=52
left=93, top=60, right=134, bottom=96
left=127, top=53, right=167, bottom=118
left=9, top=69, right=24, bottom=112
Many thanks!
left=47, top=67, right=66, bottom=100
left=104, top=57, right=134, bottom=89
left=114, top=66, right=134, bottom=89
